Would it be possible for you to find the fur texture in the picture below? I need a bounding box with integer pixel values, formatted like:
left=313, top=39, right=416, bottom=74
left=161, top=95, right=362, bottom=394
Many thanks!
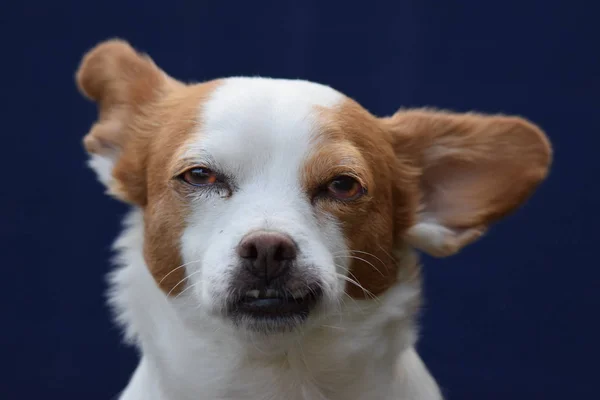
left=76, top=40, right=552, bottom=400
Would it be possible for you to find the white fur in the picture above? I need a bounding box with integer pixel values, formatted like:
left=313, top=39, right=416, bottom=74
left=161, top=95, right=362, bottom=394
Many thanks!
left=406, top=221, right=485, bottom=258
left=110, top=210, right=440, bottom=400
left=88, top=153, right=116, bottom=187
left=95, top=78, right=443, bottom=399
left=181, top=78, right=347, bottom=319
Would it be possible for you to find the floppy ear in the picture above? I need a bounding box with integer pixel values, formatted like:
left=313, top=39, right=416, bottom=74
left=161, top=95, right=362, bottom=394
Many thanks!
left=383, top=109, right=552, bottom=257
left=75, top=39, right=181, bottom=204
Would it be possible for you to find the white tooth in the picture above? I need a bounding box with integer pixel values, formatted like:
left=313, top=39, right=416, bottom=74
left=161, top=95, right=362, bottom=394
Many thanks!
left=292, top=290, right=305, bottom=299
left=246, top=290, right=259, bottom=298
left=265, top=289, right=278, bottom=297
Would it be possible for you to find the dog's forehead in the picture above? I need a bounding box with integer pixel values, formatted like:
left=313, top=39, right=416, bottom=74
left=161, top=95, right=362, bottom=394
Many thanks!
left=184, top=77, right=346, bottom=178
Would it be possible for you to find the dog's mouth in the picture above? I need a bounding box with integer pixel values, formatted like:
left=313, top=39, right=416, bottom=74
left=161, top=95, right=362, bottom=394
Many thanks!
left=228, top=286, right=322, bottom=331
left=237, top=288, right=321, bottom=316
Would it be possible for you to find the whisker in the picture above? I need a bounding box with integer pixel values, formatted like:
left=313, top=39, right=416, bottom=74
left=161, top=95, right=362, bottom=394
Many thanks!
left=333, top=254, right=386, bottom=277
left=167, top=269, right=204, bottom=297
left=334, top=263, right=375, bottom=296
left=334, top=271, right=380, bottom=303
left=376, top=245, right=397, bottom=264
left=330, top=270, right=364, bottom=310
left=333, top=249, right=395, bottom=274
left=303, top=282, right=319, bottom=300
left=173, top=279, right=202, bottom=300
left=319, top=324, right=346, bottom=331
left=350, top=250, right=391, bottom=274
left=159, top=257, right=203, bottom=285
left=341, top=290, right=363, bottom=310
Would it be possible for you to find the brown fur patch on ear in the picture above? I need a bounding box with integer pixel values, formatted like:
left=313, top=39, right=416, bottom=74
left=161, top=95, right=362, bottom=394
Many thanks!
left=75, top=39, right=182, bottom=205
left=76, top=39, right=165, bottom=108
left=383, top=109, right=552, bottom=255
left=76, top=41, right=225, bottom=295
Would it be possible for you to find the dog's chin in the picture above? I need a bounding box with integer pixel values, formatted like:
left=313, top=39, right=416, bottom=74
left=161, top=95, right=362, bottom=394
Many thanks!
left=226, top=286, right=323, bottom=334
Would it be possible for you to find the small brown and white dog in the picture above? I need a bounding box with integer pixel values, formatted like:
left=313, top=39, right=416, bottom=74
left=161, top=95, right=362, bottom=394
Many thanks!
left=76, top=40, right=552, bottom=400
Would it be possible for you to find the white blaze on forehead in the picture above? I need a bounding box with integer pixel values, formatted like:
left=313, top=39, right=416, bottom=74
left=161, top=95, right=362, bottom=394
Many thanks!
left=179, top=78, right=348, bottom=312
left=186, top=77, right=344, bottom=183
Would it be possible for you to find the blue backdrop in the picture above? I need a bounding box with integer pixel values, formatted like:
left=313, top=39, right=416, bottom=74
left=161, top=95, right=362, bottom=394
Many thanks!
left=2, top=1, right=598, bottom=399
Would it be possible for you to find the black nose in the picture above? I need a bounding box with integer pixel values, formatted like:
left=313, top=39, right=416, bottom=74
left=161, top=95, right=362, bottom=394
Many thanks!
left=238, top=231, right=297, bottom=283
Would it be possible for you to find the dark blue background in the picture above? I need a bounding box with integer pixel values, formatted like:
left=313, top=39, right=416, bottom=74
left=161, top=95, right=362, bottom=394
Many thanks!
left=2, top=1, right=598, bottom=399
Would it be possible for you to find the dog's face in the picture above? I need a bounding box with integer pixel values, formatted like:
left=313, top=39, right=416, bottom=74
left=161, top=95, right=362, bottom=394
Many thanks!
left=77, top=40, right=551, bottom=334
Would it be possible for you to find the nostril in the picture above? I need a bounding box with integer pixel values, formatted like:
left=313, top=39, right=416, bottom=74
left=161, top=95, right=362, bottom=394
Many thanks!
left=237, top=231, right=298, bottom=281
left=273, top=241, right=296, bottom=261
left=239, top=242, right=258, bottom=259
left=273, top=245, right=284, bottom=261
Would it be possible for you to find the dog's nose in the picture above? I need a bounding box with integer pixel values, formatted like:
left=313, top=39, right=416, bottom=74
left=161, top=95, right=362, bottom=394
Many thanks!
left=238, top=231, right=297, bottom=282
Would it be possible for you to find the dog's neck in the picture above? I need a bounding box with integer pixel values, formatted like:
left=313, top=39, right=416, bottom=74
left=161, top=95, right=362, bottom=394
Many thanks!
left=110, top=210, right=435, bottom=400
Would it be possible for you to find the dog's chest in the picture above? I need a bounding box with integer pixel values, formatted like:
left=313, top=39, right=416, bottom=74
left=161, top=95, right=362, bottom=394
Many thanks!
left=127, top=329, right=403, bottom=400
left=168, top=357, right=395, bottom=400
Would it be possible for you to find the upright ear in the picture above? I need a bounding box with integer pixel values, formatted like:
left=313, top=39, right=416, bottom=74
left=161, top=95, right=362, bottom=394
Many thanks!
left=384, top=109, right=552, bottom=257
left=75, top=39, right=180, bottom=204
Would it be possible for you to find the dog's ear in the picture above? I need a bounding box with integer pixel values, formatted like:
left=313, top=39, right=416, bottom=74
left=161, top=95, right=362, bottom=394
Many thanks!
left=76, top=39, right=181, bottom=205
left=383, top=109, right=552, bottom=257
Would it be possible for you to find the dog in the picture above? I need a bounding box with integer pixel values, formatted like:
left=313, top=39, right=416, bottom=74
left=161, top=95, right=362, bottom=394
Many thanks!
left=76, top=39, right=552, bottom=400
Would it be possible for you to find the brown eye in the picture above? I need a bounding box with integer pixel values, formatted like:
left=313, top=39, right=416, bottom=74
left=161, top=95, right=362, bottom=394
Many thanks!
left=180, top=167, right=218, bottom=186
left=327, top=176, right=365, bottom=200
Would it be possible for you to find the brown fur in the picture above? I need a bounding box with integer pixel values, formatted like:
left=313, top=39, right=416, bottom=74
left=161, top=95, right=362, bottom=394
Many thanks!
left=384, top=109, right=551, bottom=230
left=312, top=103, right=551, bottom=298
left=77, top=39, right=552, bottom=299
left=310, top=100, right=420, bottom=298
left=76, top=40, right=222, bottom=294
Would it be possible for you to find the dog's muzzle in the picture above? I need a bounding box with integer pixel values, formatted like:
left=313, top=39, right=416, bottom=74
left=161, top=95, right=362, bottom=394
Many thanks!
left=226, top=231, right=323, bottom=331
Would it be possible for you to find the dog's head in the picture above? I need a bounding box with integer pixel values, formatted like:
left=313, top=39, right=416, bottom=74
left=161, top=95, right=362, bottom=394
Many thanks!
left=77, top=40, right=551, bottom=334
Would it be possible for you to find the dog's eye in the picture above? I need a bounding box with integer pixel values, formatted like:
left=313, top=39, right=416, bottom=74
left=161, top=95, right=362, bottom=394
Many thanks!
left=327, top=176, right=365, bottom=200
left=180, top=167, right=218, bottom=186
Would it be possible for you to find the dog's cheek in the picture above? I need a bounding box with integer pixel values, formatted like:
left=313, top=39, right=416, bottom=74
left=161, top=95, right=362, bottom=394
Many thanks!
left=143, top=195, right=188, bottom=295
left=321, top=198, right=399, bottom=298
